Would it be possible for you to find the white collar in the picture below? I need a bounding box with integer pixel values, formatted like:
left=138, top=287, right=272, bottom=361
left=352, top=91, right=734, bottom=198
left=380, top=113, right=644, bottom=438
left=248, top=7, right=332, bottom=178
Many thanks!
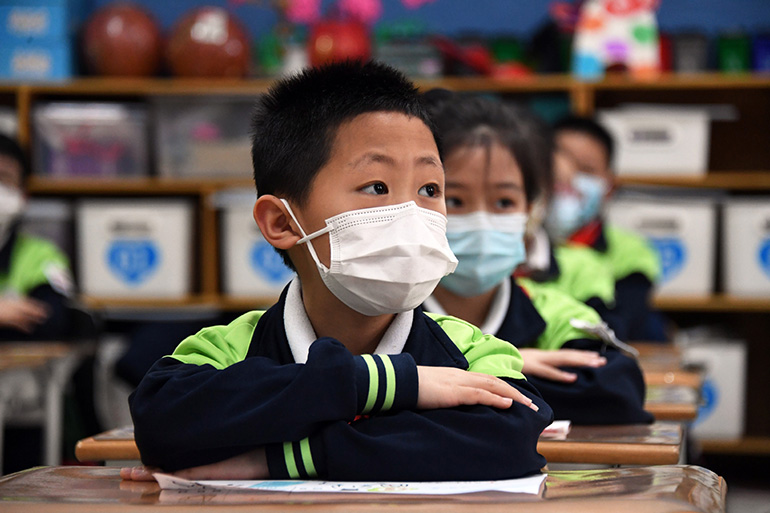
left=283, top=277, right=413, bottom=364
left=527, top=227, right=552, bottom=272
left=423, top=279, right=511, bottom=336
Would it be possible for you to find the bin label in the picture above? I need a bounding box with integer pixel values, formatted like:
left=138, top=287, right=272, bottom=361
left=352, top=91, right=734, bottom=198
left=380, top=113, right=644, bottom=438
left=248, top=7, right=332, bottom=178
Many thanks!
left=759, top=238, right=770, bottom=278
left=250, top=241, right=293, bottom=284
left=649, top=237, right=686, bottom=283
left=106, top=239, right=160, bottom=286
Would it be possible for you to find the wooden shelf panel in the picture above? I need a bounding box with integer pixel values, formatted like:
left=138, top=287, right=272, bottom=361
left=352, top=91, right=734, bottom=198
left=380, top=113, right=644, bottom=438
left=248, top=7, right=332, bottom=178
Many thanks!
left=616, top=171, right=770, bottom=190
left=699, top=436, right=770, bottom=455
left=589, top=72, right=770, bottom=90
left=27, top=176, right=254, bottom=195
left=653, top=294, right=770, bottom=312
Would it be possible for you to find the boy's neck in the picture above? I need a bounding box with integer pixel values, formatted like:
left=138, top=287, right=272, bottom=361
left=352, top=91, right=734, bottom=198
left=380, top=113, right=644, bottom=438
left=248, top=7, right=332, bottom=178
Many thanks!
left=299, top=275, right=395, bottom=355
left=431, top=285, right=498, bottom=328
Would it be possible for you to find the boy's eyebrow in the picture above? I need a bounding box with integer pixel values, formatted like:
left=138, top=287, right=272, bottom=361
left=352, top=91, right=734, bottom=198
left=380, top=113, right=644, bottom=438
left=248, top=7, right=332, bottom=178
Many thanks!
left=351, top=152, right=442, bottom=169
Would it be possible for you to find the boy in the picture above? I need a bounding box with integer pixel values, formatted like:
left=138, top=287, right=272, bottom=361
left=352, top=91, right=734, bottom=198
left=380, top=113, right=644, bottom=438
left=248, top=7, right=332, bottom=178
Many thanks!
left=548, top=115, right=665, bottom=341
left=127, top=61, right=552, bottom=482
left=0, top=134, right=73, bottom=341
left=421, top=91, right=651, bottom=425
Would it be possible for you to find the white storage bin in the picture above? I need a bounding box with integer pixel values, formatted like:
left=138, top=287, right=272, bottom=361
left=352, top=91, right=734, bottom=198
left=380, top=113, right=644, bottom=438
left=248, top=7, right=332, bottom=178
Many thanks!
left=682, top=339, right=746, bottom=440
left=155, top=97, right=254, bottom=179
left=76, top=199, right=193, bottom=298
left=21, top=198, right=73, bottom=259
left=723, top=198, right=770, bottom=297
left=217, top=190, right=295, bottom=298
left=598, top=107, right=710, bottom=176
left=606, top=196, right=716, bottom=296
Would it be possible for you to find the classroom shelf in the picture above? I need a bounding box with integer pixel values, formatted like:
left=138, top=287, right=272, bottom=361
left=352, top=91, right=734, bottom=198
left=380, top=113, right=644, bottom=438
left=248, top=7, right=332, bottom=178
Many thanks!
left=698, top=436, right=770, bottom=456
left=652, top=295, right=770, bottom=313
left=26, top=176, right=254, bottom=195
left=616, top=171, right=770, bottom=190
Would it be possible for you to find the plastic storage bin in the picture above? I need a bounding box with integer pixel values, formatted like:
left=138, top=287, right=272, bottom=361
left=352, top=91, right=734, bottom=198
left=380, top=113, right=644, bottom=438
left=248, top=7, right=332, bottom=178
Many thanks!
left=76, top=199, right=193, bottom=298
left=155, top=97, right=254, bottom=179
left=33, top=102, right=149, bottom=177
left=605, top=196, right=716, bottom=297
left=216, top=189, right=295, bottom=298
left=723, top=198, right=770, bottom=297
left=21, top=198, right=73, bottom=260
left=598, top=106, right=710, bottom=176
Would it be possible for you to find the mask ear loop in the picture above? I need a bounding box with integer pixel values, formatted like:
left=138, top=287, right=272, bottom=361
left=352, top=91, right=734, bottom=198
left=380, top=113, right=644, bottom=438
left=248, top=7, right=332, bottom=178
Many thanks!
left=280, top=199, right=333, bottom=271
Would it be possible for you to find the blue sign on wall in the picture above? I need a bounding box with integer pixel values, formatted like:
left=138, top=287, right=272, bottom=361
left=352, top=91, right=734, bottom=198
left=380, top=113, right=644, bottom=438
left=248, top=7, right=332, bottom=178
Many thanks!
left=250, top=240, right=293, bottom=284
left=106, top=239, right=160, bottom=286
left=758, top=238, right=770, bottom=278
left=649, top=237, right=687, bottom=283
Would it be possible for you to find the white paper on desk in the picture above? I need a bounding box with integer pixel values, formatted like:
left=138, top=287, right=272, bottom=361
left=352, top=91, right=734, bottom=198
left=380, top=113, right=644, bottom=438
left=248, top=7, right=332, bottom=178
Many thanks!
left=154, top=473, right=546, bottom=495
left=540, top=420, right=572, bottom=440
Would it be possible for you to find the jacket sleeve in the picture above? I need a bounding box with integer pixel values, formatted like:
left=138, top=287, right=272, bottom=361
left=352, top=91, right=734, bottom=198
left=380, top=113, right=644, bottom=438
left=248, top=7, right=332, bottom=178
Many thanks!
left=526, top=338, right=653, bottom=425
left=614, top=273, right=668, bottom=342
left=266, top=377, right=552, bottom=481
left=130, top=337, right=419, bottom=471
left=0, top=285, right=72, bottom=342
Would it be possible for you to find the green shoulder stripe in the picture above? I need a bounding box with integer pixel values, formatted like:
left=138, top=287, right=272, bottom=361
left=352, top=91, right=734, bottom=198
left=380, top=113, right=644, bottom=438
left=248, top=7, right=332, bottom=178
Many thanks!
left=425, top=313, right=525, bottom=380
left=605, top=225, right=661, bottom=282
left=168, top=310, right=265, bottom=369
left=516, top=277, right=602, bottom=351
left=1, top=234, right=70, bottom=296
left=553, top=243, right=616, bottom=305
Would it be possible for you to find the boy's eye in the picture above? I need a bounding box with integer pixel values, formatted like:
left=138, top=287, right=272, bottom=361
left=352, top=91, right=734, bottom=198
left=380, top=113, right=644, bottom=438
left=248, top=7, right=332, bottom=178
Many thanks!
left=445, top=197, right=462, bottom=208
left=419, top=184, right=439, bottom=198
left=361, top=182, right=388, bottom=195
left=496, top=198, right=516, bottom=209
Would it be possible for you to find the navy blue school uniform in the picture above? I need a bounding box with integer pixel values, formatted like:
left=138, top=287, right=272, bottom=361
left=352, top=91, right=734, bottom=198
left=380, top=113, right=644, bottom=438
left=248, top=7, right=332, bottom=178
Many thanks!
left=425, top=277, right=652, bottom=426
left=130, top=278, right=553, bottom=481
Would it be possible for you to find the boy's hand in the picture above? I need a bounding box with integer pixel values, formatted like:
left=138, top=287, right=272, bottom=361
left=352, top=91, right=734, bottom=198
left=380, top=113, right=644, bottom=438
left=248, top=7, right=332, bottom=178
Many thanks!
left=416, top=366, right=539, bottom=411
left=519, top=348, right=607, bottom=383
left=120, top=448, right=269, bottom=482
left=0, top=298, right=49, bottom=333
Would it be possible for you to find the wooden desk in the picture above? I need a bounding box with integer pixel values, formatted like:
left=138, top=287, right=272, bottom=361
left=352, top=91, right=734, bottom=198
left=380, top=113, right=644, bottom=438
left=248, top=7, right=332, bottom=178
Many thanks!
left=0, top=342, right=84, bottom=466
left=0, top=465, right=726, bottom=512
left=538, top=421, right=682, bottom=465
left=645, top=385, right=700, bottom=422
left=77, top=422, right=683, bottom=467
left=631, top=342, right=704, bottom=389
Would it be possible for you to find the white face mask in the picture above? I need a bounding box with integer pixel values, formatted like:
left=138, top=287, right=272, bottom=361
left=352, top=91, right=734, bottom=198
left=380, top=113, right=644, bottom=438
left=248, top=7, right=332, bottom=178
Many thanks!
left=0, top=183, right=24, bottom=247
left=281, top=199, right=458, bottom=316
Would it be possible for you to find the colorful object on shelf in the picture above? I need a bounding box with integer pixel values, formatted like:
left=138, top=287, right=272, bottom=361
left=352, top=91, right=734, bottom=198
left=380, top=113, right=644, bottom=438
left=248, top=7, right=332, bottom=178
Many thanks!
left=166, top=6, right=251, bottom=78
left=82, top=2, right=162, bottom=77
left=571, top=0, right=660, bottom=81
left=753, top=35, right=770, bottom=72
left=717, top=33, right=751, bottom=73
left=308, top=19, right=370, bottom=67
left=671, top=33, right=708, bottom=72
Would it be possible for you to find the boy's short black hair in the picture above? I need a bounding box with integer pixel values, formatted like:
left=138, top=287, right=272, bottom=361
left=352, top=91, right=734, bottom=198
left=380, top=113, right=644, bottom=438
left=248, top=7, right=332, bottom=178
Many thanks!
left=251, top=60, right=436, bottom=270
left=0, top=133, right=30, bottom=185
left=552, top=115, right=615, bottom=166
left=423, top=89, right=541, bottom=204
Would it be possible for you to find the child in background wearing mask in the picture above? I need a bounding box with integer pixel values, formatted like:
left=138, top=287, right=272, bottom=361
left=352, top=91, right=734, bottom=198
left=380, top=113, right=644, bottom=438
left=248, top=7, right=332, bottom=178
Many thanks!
left=422, top=92, right=651, bottom=426
left=0, top=134, right=73, bottom=341
left=549, top=116, right=666, bottom=342
left=506, top=108, right=625, bottom=340
left=124, top=62, right=553, bottom=483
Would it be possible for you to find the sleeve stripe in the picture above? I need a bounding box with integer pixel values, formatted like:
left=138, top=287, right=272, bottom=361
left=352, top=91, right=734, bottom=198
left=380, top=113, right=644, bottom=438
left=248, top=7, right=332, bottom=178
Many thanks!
left=381, top=355, right=397, bottom=411
left=283, top=441, right=300, bottom=478
left=360, top=354, right=379, bottom=414
left=299, top=437, right=317, bottom=478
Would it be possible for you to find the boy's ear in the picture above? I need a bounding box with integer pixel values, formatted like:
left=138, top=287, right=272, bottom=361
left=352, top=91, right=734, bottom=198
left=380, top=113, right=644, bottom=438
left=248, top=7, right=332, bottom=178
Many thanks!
left=253, top=195, right=302, bottom=250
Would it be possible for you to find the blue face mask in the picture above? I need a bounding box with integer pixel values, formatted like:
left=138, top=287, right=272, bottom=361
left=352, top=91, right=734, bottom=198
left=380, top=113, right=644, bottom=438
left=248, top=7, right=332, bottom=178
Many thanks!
left=441, top=211, right=528, bottom=297
left=545, top=172, right=608, bottom=241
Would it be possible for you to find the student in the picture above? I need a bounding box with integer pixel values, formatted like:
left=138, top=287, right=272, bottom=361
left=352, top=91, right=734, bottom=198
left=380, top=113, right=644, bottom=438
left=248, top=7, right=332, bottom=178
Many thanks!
left=549, top=115, right=665, bottom=341
left=421, top=91, right=651, bottom=425
left=506, top=107, right=623, bottom=338
left=0, top=134, right=73, bottom=341
left=126, top=61, right=553, bottom=482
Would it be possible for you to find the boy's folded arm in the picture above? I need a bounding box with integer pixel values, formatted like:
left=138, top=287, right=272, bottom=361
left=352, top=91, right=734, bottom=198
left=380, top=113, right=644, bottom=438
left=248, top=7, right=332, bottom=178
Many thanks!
left=264, top=377, right=553, bottom=481
left=528, top=338, right=653, bottom=425
left=130, top=337, right=420, bottom=471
